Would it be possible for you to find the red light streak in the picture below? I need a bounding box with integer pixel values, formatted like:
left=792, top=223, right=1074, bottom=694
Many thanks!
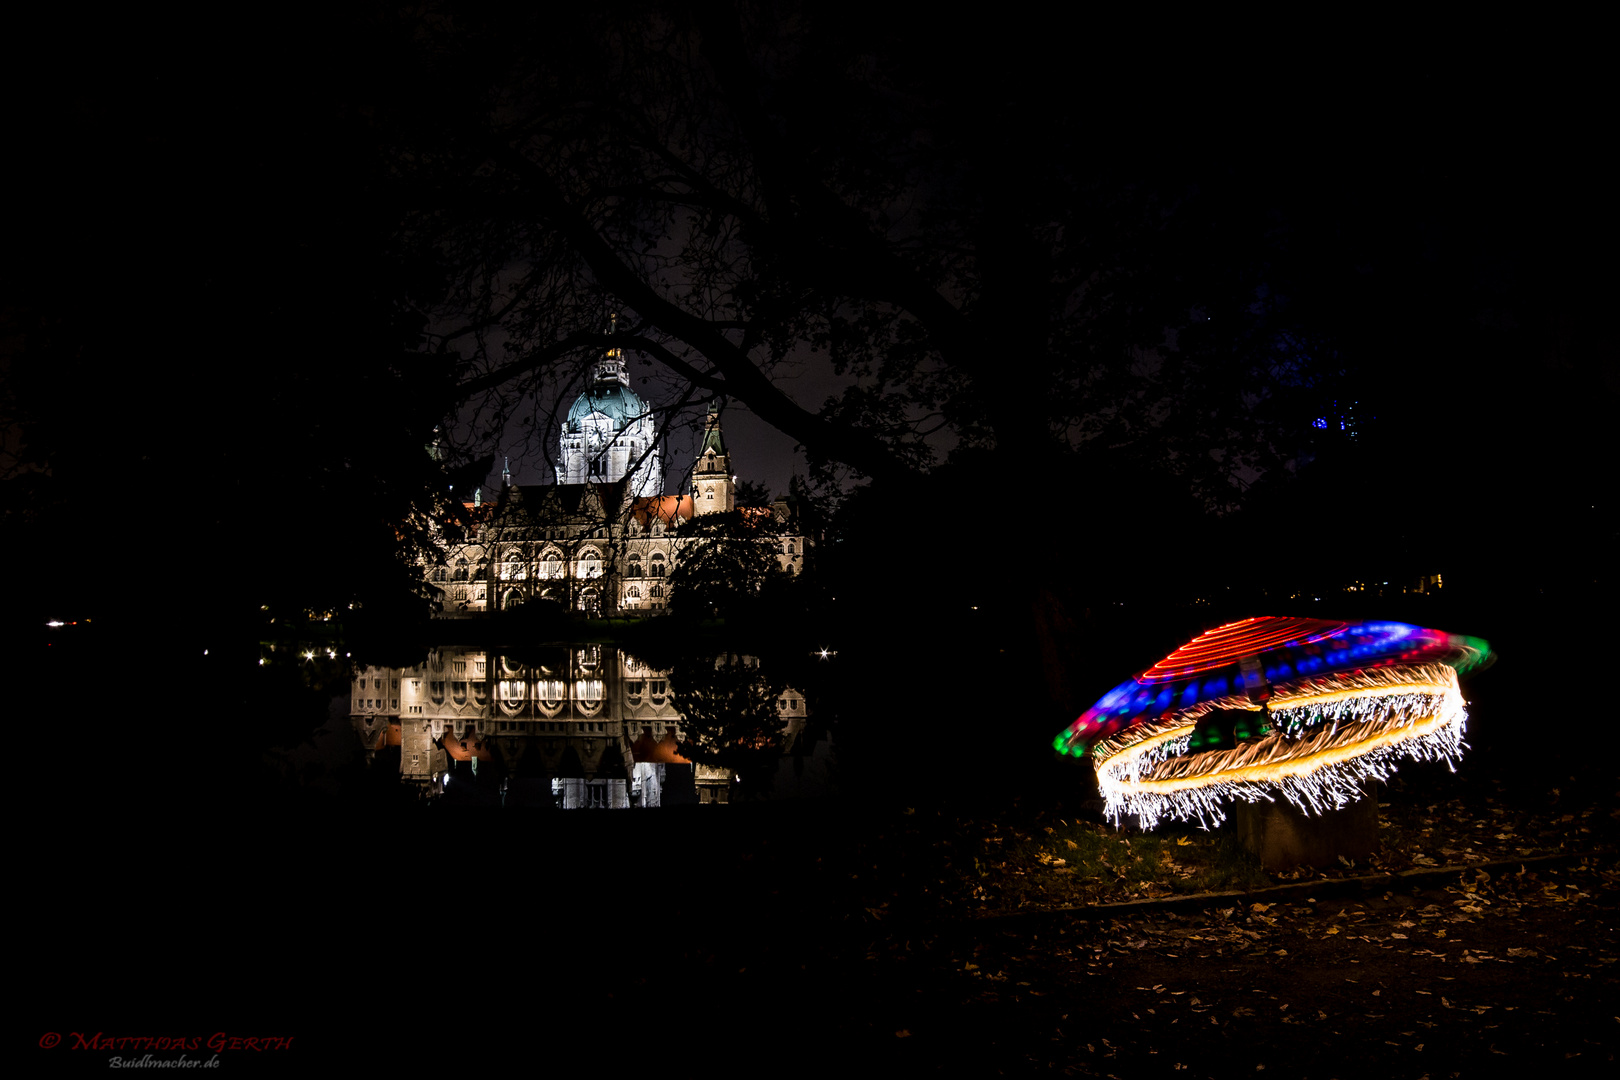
left=1138, top=617, right=1349, bottom=681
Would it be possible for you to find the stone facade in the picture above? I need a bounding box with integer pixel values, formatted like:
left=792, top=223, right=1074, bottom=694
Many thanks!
left=426, top=385, right=806, bottom=619
left=360, top=338, right=817, bottom=798
left=350, top=644, right=810, bottom=803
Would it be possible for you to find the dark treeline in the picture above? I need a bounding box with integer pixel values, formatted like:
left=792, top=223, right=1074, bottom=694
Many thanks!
left=3, top=6, right=1610, bottom=809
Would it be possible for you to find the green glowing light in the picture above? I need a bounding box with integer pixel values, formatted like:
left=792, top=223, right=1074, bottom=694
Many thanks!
left=1451, top=635, right=1494, bottom=674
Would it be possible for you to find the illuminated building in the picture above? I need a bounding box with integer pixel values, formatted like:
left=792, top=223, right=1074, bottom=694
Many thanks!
left=425, top=340, right=807, bottom=617
left=358, top=331, right=818, bottom=798
left=554, top=331, right=663, bottom=495
left=350, top=644, right=814, bottom=804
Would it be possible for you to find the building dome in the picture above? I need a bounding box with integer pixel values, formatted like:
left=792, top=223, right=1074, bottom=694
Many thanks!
left=565, top=382, right=649, bottom=433
left=556, top=318, right=662, bottom=495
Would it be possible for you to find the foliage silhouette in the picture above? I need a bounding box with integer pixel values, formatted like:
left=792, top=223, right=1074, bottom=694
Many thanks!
left=665, top=508, right=784, bottom=623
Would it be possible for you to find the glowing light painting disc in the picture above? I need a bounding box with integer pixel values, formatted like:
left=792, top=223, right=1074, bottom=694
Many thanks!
left=1052, top=618, right=1493, bottom=828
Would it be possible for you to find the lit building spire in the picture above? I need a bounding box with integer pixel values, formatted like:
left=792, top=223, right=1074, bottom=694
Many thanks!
left=693, top=405, right=733, bottom=514
left=594, top=311, right=629, bottom=387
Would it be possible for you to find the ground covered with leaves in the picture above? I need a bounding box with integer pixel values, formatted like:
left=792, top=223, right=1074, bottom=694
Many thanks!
left=27, top=757, right=1614, bottom=1077
left=783, top=857, right=1619, bottom=1077
left=621, top=770, right=1619, bottom=1077
left=741, top=769, right=1610, bottom=929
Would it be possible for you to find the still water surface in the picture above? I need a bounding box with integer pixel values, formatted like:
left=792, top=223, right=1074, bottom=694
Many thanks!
left=339, top=642, right=835, bottom=807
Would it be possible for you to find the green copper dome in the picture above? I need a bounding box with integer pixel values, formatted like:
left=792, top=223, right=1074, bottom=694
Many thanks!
left=565, top=382, right=649, bottom=433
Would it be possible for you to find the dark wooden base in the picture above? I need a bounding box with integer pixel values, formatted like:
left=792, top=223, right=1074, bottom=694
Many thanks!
left=1232, top=786, right=1379, bottom=871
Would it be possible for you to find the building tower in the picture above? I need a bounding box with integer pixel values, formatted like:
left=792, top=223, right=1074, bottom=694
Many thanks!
left=556, top=315, right=663, bottom=496
left=692, top=406, right=733, bottom=515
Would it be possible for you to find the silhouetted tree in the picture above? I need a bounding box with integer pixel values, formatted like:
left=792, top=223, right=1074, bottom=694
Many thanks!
left=0, top=9, right=474, bottom=641
left=734, top=479, right=772, bottom=508
left=371, top=3, right=1337, bottom=512
left=665, top=650, right=786, bottom=784
left=665, top=508, right=782, bottom=622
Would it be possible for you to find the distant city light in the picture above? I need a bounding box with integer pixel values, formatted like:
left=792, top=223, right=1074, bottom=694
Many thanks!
left=46, top=620, right=64, bottom=627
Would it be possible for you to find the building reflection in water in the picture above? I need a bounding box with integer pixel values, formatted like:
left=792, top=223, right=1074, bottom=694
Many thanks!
left=350, top=644, right=827, bottom=806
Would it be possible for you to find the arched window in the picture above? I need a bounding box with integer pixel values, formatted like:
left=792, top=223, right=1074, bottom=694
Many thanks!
left=577, top=548, right=602, bottom=578
left=626, top=554, right=643, bottom=577
left=539, top=549, right=564, bottom=579
left=626, top=585, right=641, bottom=600
left=650, top=553, right=667, bottom=577
left=650, top=585, right=664, bottom=599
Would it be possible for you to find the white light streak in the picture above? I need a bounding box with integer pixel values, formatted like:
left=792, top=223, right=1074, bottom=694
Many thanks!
left=1095, top=664, right=1469, bottom=830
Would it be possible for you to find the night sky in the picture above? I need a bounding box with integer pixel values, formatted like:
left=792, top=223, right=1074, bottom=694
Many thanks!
left=6, top=9, right=1616, bottom=1075
left=2, top=7, right=1610, bottom=619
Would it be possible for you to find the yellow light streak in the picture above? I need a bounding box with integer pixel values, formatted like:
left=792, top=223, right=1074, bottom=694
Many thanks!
left=1100, top=692, right=1459, bottom=797
left=1093, top=664, right=1469, bottom=828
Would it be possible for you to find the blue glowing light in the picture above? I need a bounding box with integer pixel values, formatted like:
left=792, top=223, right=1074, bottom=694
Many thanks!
left=1054, top=617, right=1492, bottom=757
